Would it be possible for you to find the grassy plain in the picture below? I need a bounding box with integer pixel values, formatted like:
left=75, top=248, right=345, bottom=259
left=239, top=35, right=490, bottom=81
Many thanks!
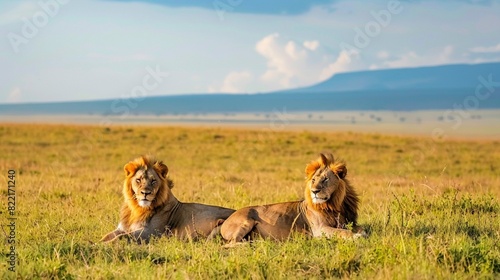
left=0, top=123, right=499, bottom=279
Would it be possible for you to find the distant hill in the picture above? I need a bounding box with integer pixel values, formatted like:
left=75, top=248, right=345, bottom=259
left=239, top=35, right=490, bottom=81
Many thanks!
left=284, top=62, right=500, bottom=93
left=1, top=62, right=499, bottom=115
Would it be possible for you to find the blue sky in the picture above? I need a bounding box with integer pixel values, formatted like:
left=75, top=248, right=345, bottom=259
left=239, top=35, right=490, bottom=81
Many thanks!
left=1, top=0, right=499, bottom=103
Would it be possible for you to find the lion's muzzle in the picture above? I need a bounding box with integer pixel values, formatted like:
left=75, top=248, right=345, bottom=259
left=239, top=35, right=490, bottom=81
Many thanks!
left=137, top=190, right=153, bottom=207
left=311, top=189, right=329, bottom=204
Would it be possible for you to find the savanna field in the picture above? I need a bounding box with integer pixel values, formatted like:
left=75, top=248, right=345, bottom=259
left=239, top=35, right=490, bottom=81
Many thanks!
left=1, top=123, right=499, bottom=279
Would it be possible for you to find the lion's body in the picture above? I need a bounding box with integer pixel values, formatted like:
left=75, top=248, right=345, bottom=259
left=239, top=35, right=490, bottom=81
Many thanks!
left=221, top=153, right=362, bottom=244
left=101, top=156, right=235, bottom=243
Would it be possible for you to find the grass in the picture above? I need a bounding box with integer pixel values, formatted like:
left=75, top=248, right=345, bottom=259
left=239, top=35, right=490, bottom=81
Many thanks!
left=0, top=123, right=499, bottom=279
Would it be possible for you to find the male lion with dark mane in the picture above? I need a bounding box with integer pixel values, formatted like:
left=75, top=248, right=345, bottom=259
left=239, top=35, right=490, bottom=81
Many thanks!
left=221, top=153, right=364, bottom=245
left=101, top=155, right=235, bottom=243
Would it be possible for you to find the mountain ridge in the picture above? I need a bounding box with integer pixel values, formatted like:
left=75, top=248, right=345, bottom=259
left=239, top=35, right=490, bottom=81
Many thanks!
left=1, top=62, right=499, bottom=115
left=282, top=62, right=500, bottom=93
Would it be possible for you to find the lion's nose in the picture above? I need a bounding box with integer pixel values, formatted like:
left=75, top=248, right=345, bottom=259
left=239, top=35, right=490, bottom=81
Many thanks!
left=311, top=189, right=321, bottom=194
left=141, top=190, right=152, bottom=196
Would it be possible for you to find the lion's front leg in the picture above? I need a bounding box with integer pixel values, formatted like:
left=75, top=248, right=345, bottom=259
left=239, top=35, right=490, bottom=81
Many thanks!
left=100, top=229, right=126, bottom=243
left=100, top=229, right=150, bottom=244
left=316, top=227, right=358, bottom=239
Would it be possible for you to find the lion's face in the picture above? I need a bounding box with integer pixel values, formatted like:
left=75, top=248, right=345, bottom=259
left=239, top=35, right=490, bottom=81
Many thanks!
left=305, top=153, right=347, bottom=211
left=123, top=156, right=170, bottom=209
left=307, top=167, right=343, bottom=204
left=129, top=167, right=162, bottom=207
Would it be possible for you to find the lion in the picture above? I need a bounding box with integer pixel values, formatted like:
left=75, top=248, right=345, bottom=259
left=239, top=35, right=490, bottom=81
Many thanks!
left=220, top=153, right=364, bottom=245
left=101, top=155, right=235, bottom=243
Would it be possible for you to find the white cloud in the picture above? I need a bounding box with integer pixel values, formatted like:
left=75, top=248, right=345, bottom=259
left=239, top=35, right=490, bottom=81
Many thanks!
left=319, top=49, right=362, bottom=80
left=303, top=40, right=319, bottom=51
left=212, top=34, right=364, bottom=93
left=7, top=87, right=22, bottom=103
left=218, top=71, right=254, bottom=93
left=380, top=45, right=458, bottom=68
left=255, top=33, right=363, bottom=90
left=470, top=43, right=500, bottom=53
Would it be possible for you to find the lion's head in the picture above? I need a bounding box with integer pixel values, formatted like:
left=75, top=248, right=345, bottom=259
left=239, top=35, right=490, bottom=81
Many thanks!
left=122, top=156, right=174, bottom=219
left=304, top=153, right=359, bottom=225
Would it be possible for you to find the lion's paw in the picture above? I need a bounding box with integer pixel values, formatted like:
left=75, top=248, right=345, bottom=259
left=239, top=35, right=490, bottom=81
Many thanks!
left=353, top=231, right=368, bottom=239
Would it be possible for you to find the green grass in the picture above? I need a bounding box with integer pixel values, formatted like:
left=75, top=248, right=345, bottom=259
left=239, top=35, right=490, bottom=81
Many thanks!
left=0, top=123, right=499, bottom=279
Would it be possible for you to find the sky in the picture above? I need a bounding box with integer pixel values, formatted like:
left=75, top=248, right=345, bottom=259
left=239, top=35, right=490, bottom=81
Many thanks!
left=0, top=0, right=499, bottom=103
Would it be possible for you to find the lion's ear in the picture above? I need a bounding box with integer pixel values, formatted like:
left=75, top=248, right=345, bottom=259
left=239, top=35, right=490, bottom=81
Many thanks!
left=336, top=163, right=347, bottom=179
left=319, top=153, right=334, bottom=166
left=153, top=161, right=169, bottom=179
left=124, top=162, right=138, bottom=177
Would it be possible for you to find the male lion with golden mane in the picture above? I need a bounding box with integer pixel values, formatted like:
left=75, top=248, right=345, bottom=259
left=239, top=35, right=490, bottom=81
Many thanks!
left=221, top=153, right=364, bottom=245
left=101, top=155, right=235, bottom=243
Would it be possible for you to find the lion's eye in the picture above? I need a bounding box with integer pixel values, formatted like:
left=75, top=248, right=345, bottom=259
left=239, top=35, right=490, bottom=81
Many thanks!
left=151, top=179, right=156, bottom=185
left=136, top=178, right=141, bottom=184
left=324, top=178, right=329, bottom=182
left=311, top=178, right=316, bottom=183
